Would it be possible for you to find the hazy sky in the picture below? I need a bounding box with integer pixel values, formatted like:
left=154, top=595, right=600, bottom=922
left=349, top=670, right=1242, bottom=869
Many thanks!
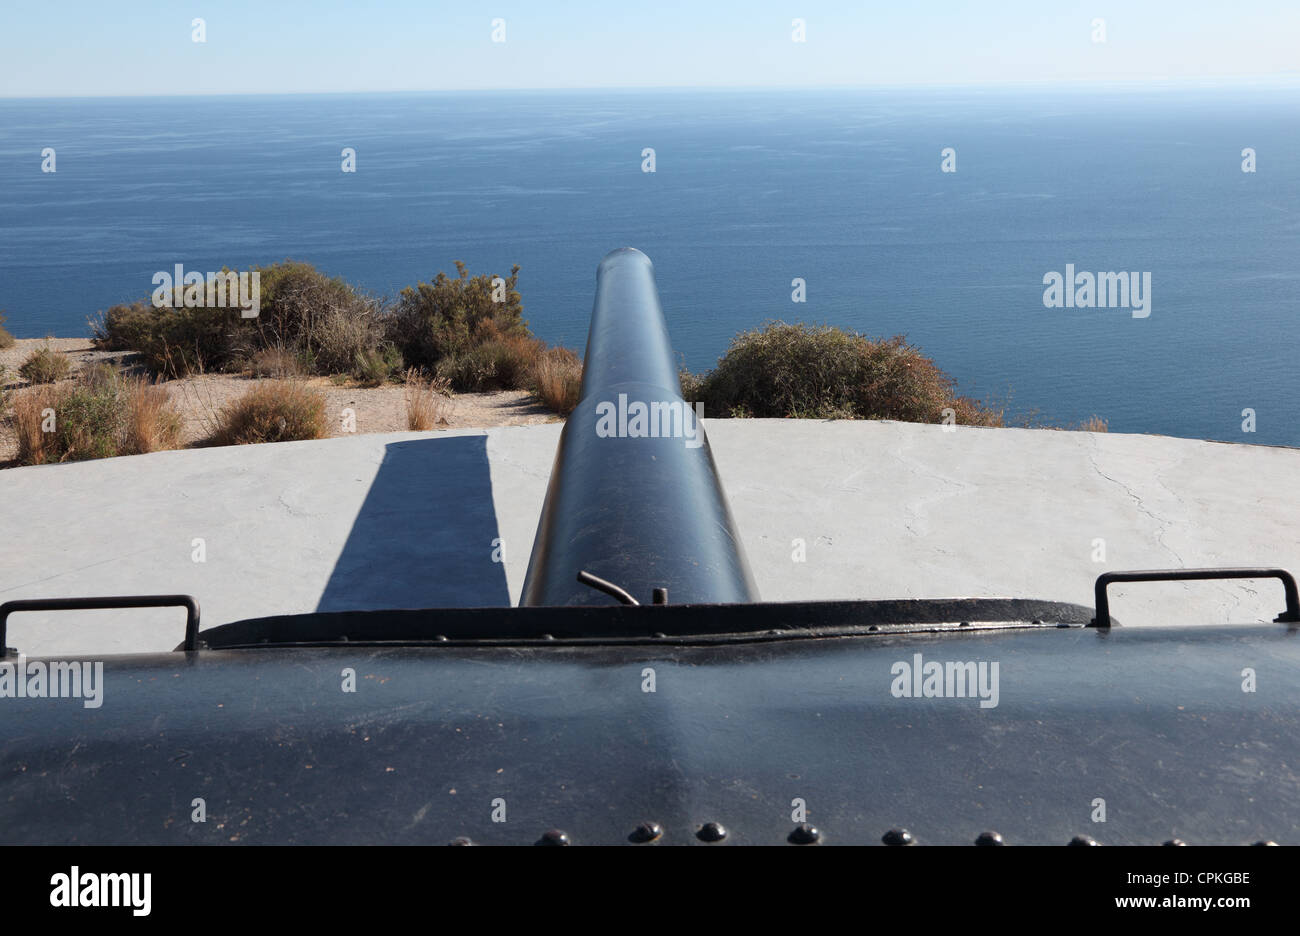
left=1, top=1, right=1297, bottom=97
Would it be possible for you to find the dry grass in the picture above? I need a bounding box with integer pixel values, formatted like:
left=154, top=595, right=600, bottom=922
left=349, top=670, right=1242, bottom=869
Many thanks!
left=124, top=380, right=184, bottom=453
left=209, top=380, right=328, bottom=446
left=13, top=384, right=57, bottom=464
left=1076, top=415, right=1108, bottom=433
left=403, top=368, right=452, bottom=430
left=528, top=346, right=583, bottom=416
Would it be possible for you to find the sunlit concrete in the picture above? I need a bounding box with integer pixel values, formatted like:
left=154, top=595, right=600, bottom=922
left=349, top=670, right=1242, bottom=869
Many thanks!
left=3, top=421, right=1297, bottom=656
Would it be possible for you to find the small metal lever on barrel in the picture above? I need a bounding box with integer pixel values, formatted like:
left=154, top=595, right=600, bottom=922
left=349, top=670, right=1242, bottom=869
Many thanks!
left=574, top=571, right=670, bottom=607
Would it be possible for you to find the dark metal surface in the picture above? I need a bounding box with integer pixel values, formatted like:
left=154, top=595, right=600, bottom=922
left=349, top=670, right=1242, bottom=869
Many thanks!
left=4, top=622, right=1298, bottom=845
left=789, top=823, right=821, bottom=845
left=192, top=596, right=1097, bottom=649
left=520, top=247, right=758, bottom=607
left=1092, top=567, right=1300, bottom=627
left=0, top=595, right=201, bottom=656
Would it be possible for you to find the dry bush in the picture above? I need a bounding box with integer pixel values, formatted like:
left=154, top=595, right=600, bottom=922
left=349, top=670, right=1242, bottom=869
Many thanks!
left=1076, top=415, right=1109, bottom=433
left=18, top=345, right=71, bottom=384
left=250, top=346, right=303, bottom=378
left=81, top=362, right=120, bottom=390
left=0, top=310, right=15, bottom=349
left=528, top=346, right=583, bottom=415
left=210, top=380, right=327, bottom=446
left=489, top=333, right=546, bottom=389
left=124, top=379, right=184, bottom=454
left=435, top=330, right=543, bottom=392
left=403, top=368, right=452, bottom=430
left=251, top=263, right=385, bottom=373
left=11, top=369, right=184, bottom=465
left=312, top=305, right=385, bottom=377
left=947, top=395, right=1005, bottom=428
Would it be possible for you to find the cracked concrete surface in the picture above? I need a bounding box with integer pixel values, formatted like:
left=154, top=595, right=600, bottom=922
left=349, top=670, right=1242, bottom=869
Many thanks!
left=2, top=420, right=1297, bottom=656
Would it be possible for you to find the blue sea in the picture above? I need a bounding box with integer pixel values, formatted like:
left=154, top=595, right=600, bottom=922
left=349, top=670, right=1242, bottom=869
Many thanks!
left=1, top=87, right=1297, bottom=445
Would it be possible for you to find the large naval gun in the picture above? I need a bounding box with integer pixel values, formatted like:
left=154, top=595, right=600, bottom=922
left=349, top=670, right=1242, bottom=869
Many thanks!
left=3, top=248, right=1299, bottom=846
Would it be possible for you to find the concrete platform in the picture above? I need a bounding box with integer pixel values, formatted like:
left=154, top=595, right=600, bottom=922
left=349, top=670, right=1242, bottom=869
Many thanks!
left=2, top=421, right=1297, bottom=656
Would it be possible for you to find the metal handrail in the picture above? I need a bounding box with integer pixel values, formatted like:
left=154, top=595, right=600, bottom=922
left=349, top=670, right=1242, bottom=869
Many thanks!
left=1091, top=568, right=1300, bottom=628
left=0, top=595, right=201, bottom=654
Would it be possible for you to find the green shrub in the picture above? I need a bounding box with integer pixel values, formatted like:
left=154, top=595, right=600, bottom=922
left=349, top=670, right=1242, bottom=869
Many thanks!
left=88, top=261, right=559, bottom=390
left=353, top=344, right=404, bottom=386
left=49, top=384, right=125, bottom=459
left=435, top=344, right=501, bottom=391
left=695, top=321, right=1003, bottom=425
left=93, top=300, right=157, bottom=351
left=93, top=300, right=241, bottom=377
left=92, top=262, right=386, bottom=379
left=18, top=345, right=72, bottom=384
left=676, top=366, right=704, bottom=402
left=209, top=380, right=327, bottom=445
left=388, top=262, right=527, bottom=372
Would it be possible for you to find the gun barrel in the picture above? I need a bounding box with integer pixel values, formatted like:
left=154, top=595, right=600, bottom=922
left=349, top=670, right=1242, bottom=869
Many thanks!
left=520, top=248, right=759, bottom=607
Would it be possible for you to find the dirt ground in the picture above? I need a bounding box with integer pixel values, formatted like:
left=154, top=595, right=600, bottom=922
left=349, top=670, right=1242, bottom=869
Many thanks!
left=0, top=338, right=560, bottom=464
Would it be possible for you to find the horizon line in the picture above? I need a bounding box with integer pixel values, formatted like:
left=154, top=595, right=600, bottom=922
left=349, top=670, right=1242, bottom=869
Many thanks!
left=4, top=73, right=1299, bottom=101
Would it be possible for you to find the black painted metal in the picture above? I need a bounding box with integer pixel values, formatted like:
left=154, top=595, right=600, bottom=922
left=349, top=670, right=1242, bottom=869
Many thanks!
left=6, top=615, right=1300, bottom=846
left=1092, top=567, right=1300, bottom=628
left=0, top=595, right=200, bottom=655
left=192, top=596, right=1096, bottom=649
left=520, top=247, right=758, bottom=607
